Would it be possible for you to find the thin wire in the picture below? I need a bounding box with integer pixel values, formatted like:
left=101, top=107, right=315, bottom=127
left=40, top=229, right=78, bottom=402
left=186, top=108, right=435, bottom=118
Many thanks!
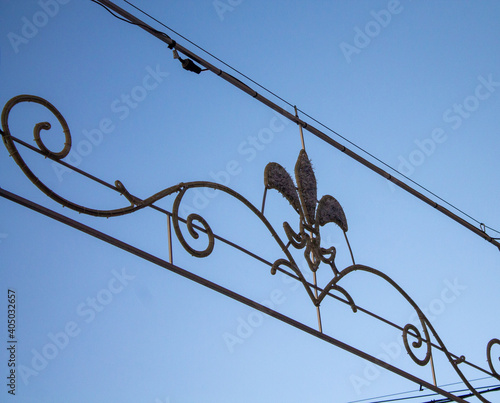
left=112, top=1, right=500, bottom=237
left=90, top=0, right=171, bottom=39
left=90, top=0, right=133, bottom=24
left=371, top=385, right=500, bottom=403
left=422, top=385, right=500, bottom=403
left=348, top=376, right=499, bottom=403
left=347, top=387, right=422, bottom=403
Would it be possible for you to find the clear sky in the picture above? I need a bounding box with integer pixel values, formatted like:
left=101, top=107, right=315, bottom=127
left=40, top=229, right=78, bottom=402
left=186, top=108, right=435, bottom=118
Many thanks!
left=0, top=1, right=499, bottom=402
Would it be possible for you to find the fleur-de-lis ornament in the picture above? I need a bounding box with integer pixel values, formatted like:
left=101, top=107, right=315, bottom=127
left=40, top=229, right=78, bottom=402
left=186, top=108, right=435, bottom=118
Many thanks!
left=264, top=149, right=354, bottom=307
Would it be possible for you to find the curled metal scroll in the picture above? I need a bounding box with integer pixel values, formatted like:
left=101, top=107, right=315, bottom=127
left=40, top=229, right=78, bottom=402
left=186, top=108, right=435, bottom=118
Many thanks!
left=487, top=338, right=500, bottom=377
left=2, top=95, right=499, bottom=402
left=403, top=323, right=431, bottom=367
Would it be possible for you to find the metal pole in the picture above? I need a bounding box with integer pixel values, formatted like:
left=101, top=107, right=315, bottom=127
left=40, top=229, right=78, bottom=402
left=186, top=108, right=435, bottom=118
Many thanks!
left=294, top=106, right=306, bottom=150
left=313, top=271, right=323, bottom=333
left=344, top=232, right=356, bottom=266
left=261, top=187, right=267, bottom=215
left=166, top=213, right=173, bottom=263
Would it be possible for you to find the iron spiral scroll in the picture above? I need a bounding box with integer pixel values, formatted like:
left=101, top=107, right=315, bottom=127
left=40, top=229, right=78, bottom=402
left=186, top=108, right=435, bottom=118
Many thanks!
left=2, top=95, right=499, bottom=402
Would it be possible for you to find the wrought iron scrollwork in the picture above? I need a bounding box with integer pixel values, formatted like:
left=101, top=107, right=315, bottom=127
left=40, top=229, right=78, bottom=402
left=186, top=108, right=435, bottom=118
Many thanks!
left=403, top=322, right=432, bottom=366
left=2, top=95, right=499, bottom=402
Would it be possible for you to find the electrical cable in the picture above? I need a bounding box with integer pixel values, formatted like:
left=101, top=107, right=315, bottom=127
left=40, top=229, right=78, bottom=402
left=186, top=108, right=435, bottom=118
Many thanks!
left=367, top=385, right=499, bottom=403
left=348, top=377, right=500, bottom=403
left=93, top=0, right=500, bottom=239
left=347, top=387, right=423, bottom=403
left=121, top=0, right=294, bottom=109
left=89, top=0, right=171, bottom=39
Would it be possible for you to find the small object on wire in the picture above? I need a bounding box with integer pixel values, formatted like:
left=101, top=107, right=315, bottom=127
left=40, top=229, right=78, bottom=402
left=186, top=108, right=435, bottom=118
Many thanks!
left=171, top=50, right=206, bottom=74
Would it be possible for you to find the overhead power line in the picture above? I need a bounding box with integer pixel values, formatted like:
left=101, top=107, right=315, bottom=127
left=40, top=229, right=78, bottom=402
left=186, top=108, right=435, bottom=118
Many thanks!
left=91, top=0, right=500, bottom=251
left=348, top=376, right=500, bottom=403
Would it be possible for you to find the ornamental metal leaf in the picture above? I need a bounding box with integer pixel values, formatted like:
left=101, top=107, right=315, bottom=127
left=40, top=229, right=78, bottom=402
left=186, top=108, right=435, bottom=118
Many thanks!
left=317, top=195, right=348, bottom=232
left=295, top=149, right=317, bottom=226
left=264, top=162, right=300, bottom=213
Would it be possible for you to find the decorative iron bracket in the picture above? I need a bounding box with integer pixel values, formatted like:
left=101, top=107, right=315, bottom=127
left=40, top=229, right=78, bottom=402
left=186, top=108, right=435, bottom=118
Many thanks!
left=2, top=95, right=499, bottom=402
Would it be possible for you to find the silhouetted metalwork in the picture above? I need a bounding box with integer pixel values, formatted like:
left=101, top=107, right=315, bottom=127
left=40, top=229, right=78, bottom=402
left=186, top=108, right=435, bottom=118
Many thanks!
left=2, top=94, right=499, bottom=402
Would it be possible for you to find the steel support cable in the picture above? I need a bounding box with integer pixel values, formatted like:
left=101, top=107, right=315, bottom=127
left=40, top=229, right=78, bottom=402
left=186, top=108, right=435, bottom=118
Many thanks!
left=92, top=0, right=500, bottom=251
left=4, top=131, right=495, bottom=380
left=371, top=386, right=500, bottom=403
left=109, top=0, right=500, bottom=240
left=364, top=387, right=499, bottom=403
left=0, top=186, right=468, bottom=403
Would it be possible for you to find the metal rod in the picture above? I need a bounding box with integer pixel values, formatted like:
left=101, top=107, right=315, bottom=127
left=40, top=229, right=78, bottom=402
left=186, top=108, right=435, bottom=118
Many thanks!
left=0, top=186, right=468, bottom=402
left=294, top=105, right=306, bottom=150
left=261, top=187, right=268, bottom=215
left=431, top=352, right=438, bottom=387
left=166, top=213, right=173, bottom=263
left=93, top=0, right=500, bottom=252
left=313, top=271, right=323, bottom=333
left=344, top=232, right=356, bottom=265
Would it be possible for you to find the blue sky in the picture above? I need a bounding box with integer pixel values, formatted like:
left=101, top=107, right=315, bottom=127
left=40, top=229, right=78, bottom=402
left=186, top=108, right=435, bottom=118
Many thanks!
left=1, top=1, right=499, bottom=402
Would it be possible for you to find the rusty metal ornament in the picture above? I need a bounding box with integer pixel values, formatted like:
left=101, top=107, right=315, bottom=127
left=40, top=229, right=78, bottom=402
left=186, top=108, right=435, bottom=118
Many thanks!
left=2, top=95, right=499, bottom=402
left=265, top=149, right=349, bottom=280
